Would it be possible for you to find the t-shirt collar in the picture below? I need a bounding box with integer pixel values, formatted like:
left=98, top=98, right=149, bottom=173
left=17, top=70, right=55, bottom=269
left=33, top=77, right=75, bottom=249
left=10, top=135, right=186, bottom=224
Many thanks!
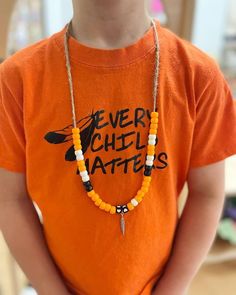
left=54, top=18, right=160, bottom=68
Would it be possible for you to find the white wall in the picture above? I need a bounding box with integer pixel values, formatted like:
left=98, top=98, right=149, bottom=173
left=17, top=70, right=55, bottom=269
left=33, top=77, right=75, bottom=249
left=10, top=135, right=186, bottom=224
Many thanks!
left=192, top=0, right=229, bottom=60
left=42, top=0, right=73, bottom=36
left=227, top=0, right=236, bottom=34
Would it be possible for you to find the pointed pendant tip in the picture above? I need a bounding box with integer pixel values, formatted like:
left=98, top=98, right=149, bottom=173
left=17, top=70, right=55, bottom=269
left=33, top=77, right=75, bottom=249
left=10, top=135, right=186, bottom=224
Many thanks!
left=120, top=214, right=125, bottom=236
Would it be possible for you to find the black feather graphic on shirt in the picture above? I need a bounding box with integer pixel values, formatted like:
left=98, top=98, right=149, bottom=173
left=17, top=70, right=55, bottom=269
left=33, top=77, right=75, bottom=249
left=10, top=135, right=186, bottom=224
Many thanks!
left=44, top=110, right=97, bottom=161
left=44, top=132, right=68, bottom=144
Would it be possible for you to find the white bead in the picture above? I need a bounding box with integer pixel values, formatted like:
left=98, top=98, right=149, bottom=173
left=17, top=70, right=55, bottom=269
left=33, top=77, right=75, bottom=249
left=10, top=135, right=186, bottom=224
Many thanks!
left=75, top=150, right=84, bottom=160
left=148, top=134, right=156, bottom=140
left=148, top=139, right=156, bottom=145
left=131, top=198, right=139, bottom=207
left=75, top=150, right=83, bottom=156
left=147, top=155, right=154, bottom=161
left=146, top=160, right=153, bottom=166
left=80, top=170, right=88, bottom=177
left=76, top=153, right=84, bottom=161
left=82, top=175, right=90, bottom=182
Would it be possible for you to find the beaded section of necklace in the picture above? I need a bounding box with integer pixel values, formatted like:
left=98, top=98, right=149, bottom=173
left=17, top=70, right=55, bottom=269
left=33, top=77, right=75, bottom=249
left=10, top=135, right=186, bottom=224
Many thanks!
left=72, top=111, right=158, bottom=216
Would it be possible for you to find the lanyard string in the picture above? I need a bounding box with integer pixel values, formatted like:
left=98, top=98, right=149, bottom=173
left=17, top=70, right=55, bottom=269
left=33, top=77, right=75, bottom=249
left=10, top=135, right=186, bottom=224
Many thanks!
left=64, top=18, right=160, bottom=129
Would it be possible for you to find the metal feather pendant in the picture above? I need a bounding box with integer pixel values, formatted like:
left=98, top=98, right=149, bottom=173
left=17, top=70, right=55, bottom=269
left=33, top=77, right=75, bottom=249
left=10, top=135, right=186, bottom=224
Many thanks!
left=120, top=213, right=125, bottom=236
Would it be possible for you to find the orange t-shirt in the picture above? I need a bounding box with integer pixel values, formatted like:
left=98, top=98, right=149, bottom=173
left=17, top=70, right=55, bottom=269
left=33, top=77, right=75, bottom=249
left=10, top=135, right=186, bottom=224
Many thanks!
left=1, top=19, right=236, bottom=295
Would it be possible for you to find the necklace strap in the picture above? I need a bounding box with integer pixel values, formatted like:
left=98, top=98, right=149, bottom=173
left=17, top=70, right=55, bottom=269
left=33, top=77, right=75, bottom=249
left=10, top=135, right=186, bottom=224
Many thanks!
left=64, top=18, right=160, bottom=129
left=151, top=18, right=160, bottom=113
left=64, top=22, right=77, bottom=128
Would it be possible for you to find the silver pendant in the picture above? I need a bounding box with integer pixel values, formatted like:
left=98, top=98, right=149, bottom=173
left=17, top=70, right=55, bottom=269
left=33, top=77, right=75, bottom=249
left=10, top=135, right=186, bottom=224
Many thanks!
left=120, top=212, right=125, bottom=236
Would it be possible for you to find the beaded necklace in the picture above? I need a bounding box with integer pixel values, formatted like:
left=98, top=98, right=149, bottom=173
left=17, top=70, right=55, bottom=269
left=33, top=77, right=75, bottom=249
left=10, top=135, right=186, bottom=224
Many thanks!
left=64, top=18, right=160, bottom=236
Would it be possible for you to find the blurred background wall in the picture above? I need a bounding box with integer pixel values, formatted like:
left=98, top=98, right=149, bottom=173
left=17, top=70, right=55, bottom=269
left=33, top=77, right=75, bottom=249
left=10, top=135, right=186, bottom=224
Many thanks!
left=0, top=1, right=16, bottom=59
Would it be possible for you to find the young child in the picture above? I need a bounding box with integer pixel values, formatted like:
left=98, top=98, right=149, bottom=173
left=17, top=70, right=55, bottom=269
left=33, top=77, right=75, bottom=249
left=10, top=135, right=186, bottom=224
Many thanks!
left=1, top=1, right=236, bottom=295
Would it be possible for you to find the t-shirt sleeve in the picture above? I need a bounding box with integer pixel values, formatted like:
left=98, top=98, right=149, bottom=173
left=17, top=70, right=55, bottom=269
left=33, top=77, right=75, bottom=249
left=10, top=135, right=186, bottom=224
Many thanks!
left=0, top=61, right=26, bottom=173
left=189, top=61, right=236, bottom=168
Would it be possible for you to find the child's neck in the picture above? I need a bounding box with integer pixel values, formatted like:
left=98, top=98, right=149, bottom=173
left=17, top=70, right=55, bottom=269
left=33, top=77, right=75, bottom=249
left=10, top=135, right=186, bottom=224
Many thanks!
left=71, top=0, right=151, bottom=49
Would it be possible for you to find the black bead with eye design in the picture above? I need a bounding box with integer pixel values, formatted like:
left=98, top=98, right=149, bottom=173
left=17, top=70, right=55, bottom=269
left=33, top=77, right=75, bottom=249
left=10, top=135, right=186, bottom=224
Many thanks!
left=116, top=205, right=129, bottom=214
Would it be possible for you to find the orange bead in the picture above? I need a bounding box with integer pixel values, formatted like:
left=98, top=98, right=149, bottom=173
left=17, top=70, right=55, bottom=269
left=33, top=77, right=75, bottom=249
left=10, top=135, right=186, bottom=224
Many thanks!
left=147, top=145, right=155, bottom=153
left=151, top=118, right=158, bottom=124
left=77, top=161, right=86, bottom=171
left=77, top=160, right=85, bottom=165
left=72, top=134, right=81, bottom=140
left=87, top=190, right=95, bottom=197
left=92, top=193, right=100, bottom=202
left=149, top=128, right=157, bottom=135
left=74, top=138, right=81, bottom=143
left=148, top=144, right=155, bottom=149
left=72, top=127, right=80, bottom=134
left=137, top=189, right=143, bottom=194
left=142, top=181, right=150, bottom=188
left=137, top=190, right=145, bottom=198
left=127, top=202, right=134, bottom=211
left=150, top=123, right=158, bottom=130
left=109, top=206, right=116, bottom=214
left=143, top=178, right=151, bottom=184
left=99, top=201, right=106, bottom=210
left=136, top=196, right=143, bottom=203
left=74, top=144, right=82, bottom=150
left=78, top=166, right=86, bottom=172
left=73, top=139, right=81, bottom=145
left=151, top=112, right=159, bottom=118
left=144, top=176, right=151, bottom=182
left=74, top=144, right=82, bottom=151
left=104, top=204, right=112, bottom=212
left=74, top=137, right=81, bottom=143
left=95, top=198, right=102, bottom=206
left=143, top=175, right=151, bottom=183
left=143, top=186, right=149, bottom=193
left=77, top=161, right=85, bottom=167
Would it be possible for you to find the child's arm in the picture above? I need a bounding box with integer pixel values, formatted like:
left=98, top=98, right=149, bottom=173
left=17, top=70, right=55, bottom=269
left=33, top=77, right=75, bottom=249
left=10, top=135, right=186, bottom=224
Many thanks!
left=152, top=160, right=225, bottom=295
left=0, top=168, right=71, bottom=295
